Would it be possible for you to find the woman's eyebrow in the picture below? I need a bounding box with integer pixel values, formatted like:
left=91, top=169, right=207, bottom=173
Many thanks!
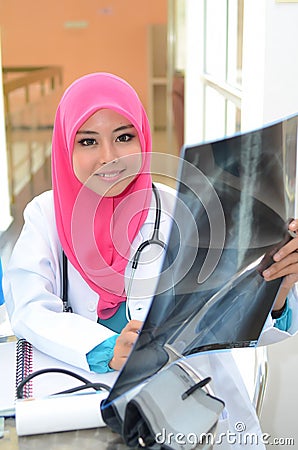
left=113, top=124, right=135, bottom=133
left=76, top=124, right=135, bottom=135
left=76, top=130, right=99, bottom=135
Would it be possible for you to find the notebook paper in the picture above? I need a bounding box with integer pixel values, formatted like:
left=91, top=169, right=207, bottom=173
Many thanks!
left=0, top=339, right=118, bottom=434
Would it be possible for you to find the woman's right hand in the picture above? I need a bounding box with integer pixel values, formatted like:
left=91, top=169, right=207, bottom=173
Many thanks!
left=109, top=319, right=143, bottom=371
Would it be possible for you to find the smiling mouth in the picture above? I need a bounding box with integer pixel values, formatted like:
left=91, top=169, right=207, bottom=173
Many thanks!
left=94, top=169, right=125, bottom=180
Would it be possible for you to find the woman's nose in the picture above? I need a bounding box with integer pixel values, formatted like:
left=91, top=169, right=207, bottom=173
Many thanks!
left=99, top=141, right=117, bottom=165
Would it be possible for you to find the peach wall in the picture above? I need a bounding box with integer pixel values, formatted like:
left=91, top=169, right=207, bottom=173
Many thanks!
left=0, top=0, right=167, bottom=109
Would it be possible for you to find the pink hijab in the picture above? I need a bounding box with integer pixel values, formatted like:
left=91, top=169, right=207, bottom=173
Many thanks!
left=51, top=73, right=152, bottom=319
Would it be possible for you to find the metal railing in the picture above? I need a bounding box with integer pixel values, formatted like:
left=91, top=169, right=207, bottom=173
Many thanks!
left=2, top=65, right=63, bottom=201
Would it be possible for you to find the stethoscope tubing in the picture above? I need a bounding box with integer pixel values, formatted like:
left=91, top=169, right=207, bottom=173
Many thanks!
left=126, top=183, right=166, bottom=320
left=131, top=184, right=166, bottom=269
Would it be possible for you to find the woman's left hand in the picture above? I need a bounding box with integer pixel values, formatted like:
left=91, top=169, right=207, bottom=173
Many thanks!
left=109, top=319, right=142, bottom=371
left=263, top=219, right=298, bottom=310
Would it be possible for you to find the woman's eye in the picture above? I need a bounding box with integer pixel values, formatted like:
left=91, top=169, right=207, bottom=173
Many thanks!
left=78, top=138, right=97, bottom=146
left=116, top=133, right=134, bottom=143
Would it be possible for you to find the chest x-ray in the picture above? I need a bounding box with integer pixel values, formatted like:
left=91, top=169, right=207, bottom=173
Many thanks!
left=101, top=114, right=297, bottom=431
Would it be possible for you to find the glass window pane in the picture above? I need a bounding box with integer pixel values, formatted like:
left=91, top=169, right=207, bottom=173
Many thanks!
left=205, top=0, right=227, bottom=79
left=226, top=100, right=236, bottom=135
left=227, top=101, right=241, bottom=135
left=204, top=86, right=226, bottom=140
left=227, top=0, right=243, bottom=88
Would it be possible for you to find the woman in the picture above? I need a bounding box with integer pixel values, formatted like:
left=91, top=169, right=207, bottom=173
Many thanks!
left=3, top=72, right=298, bottom=448
left=4, top=72, right=175, bottom=372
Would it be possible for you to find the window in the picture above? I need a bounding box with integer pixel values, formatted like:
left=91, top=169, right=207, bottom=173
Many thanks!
left=202, top=0, right=243, bottom=140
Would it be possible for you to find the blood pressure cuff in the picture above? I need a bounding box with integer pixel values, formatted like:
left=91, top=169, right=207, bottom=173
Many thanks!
left=102, top=362, right=225, bottom=450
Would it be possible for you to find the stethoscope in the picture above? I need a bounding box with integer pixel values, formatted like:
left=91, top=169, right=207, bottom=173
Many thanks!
left=131, top=184, right=166, bottom=269
left=62, top=183, right=166, bottom=315
left=125, top=183, right=166, bottom=320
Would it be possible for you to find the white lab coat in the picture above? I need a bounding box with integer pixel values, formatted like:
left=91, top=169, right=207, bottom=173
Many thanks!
left=3, top=183, right=298, bottom=449
left=4, top=183, right=175, bottom=368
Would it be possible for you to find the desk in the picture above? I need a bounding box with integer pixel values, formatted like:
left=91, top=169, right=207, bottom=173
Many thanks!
left=1, top=334, right=127, bottom=449
left=2, top=418, right=129, bottom=450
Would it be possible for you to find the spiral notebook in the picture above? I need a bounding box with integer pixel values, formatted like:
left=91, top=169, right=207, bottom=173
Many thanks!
left=0, top=339, right=118, bottom=420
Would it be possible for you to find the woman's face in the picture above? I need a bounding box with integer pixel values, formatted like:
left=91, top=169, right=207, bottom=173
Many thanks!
left=73, top=109, right=142, bottom=196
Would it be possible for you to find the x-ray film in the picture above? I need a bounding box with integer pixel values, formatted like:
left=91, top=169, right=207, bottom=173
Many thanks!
left=101, top=115, right=297, bottom=432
